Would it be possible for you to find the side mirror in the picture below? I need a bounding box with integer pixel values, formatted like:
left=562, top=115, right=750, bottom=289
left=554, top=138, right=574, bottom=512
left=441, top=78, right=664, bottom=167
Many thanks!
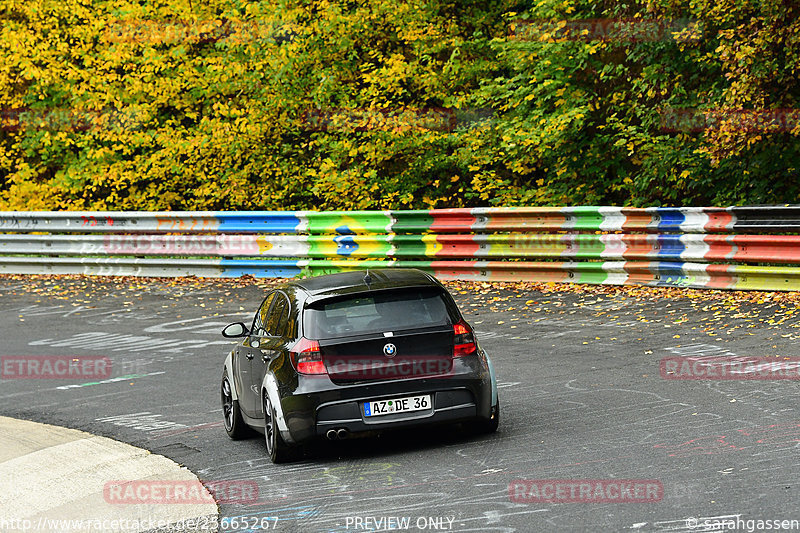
left=222, top=322, right=249, bottom=338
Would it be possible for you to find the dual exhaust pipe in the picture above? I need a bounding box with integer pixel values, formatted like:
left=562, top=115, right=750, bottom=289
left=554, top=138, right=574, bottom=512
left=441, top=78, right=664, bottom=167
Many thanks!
left=326, top=428, right=349, bottom=440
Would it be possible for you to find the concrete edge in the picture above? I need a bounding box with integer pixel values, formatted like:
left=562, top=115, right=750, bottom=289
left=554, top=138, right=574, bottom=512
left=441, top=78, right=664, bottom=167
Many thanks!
left=0, top=416, right=218, bottom=532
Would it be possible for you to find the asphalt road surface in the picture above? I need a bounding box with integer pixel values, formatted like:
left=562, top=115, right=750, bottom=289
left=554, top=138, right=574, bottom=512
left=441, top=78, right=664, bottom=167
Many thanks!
left=2, top=276, right=800, bottom=533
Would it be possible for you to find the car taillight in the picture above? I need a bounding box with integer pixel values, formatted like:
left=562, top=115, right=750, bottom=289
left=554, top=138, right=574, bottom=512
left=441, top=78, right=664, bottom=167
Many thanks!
left=453, top=320, right=477, bottom=357
left=290, top=337, right=327, bottom=375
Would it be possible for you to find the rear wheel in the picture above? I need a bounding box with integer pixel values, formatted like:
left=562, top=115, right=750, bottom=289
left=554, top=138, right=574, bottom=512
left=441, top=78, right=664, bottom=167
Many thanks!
left=221, top=371, right=248, bottom=439
left=263, top=392, right=299, bottom=463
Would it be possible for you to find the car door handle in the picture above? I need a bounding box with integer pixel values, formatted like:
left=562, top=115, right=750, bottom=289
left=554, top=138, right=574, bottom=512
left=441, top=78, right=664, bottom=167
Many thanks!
left=245, top=353, right=254, bottom=360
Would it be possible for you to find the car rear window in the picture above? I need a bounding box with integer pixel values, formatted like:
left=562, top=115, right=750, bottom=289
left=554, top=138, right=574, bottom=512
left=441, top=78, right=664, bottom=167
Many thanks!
left=303, top=288, right=453, bottom=339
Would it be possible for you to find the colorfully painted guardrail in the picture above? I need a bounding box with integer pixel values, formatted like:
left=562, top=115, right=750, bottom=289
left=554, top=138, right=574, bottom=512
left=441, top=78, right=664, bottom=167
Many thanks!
left=1, top=207, right=799, bottom=290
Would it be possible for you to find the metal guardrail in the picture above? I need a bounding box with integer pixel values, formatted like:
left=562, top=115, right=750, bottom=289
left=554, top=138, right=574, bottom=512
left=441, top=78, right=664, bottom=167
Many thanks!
left=2, top=207, right=800, bottom=290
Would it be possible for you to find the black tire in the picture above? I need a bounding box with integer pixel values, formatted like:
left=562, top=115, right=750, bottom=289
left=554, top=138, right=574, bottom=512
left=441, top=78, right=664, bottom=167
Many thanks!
left=221, top=371, right=248, bottom=440
left=263, top=391, right=299, bottom=463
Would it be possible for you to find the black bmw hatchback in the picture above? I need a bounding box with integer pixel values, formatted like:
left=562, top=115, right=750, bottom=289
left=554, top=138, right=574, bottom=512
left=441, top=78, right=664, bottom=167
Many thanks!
left=220, top=268, right=499, bottom=462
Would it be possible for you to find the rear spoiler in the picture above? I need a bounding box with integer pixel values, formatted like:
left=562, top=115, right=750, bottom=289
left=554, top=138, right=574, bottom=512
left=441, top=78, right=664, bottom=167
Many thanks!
left=304, top=283, right=445, bottom=307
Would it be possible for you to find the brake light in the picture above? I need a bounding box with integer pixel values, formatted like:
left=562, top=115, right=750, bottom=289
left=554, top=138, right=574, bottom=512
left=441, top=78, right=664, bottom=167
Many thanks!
left=453, top=320, right=477, bottom=357
left=290, top=337, right=327, bottom=375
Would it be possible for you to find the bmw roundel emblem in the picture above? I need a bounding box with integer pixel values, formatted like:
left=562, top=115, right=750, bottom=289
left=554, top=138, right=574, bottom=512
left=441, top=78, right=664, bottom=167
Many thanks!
left=383, top=343, right=397, bottom=357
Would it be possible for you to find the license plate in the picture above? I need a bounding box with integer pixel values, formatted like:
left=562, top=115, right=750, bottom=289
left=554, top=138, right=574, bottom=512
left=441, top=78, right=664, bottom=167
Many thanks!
left=363, top=394, right=431, bottom=417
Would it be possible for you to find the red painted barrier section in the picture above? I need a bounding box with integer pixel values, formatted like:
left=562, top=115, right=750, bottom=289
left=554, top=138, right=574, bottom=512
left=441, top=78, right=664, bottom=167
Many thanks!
left=623, top=262, right=660, bottom=285
left=704, top=210, right=734, bottom=232
left=620, top=209, right=655, bottom=232
left=621, top=235, right=657, bottom=259
left=730, top=235, right=800, bottom=263
left=431, top=235, right=481, bottom=258
left=483, top=208, right=568, bottom=232
left=705, top=264, right=736, bottom=289
left=703, top=235, right=736, bottom=262
left=428, top=209, right=477, bottom=233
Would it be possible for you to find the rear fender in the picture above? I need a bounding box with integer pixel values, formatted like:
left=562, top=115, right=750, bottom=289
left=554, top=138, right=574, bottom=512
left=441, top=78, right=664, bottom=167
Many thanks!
left=261, top=374, right=295, bottom=444
left=479, top=347, right=498, bottom=408
left=487, top=352, right=498, bottom=407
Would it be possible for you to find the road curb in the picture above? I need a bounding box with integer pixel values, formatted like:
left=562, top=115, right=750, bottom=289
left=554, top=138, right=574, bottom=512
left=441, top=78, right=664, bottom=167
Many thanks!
left=0, top=416, right=218, bottom=532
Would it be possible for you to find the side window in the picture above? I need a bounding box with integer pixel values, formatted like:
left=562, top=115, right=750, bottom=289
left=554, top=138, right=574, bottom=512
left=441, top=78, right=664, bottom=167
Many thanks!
left=252, top=293, right=275, bottom=336
left=265, top=294, right=289, bottom=337
left=285, top=298, right=299, bottom=340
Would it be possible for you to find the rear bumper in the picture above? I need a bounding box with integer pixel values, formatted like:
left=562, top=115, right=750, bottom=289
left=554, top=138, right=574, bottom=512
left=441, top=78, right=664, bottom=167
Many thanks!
left=278, top=356, right=492, bottom=444
left=314, top=388, right=477, bottom=437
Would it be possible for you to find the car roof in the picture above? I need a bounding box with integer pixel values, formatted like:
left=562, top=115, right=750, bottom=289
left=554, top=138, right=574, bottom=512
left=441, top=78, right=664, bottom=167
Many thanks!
left=288, top=268, right=441, bottom=300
